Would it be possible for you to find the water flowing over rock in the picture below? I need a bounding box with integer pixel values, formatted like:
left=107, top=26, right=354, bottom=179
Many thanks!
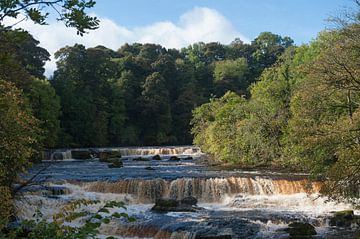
left=81, top=177, right=321, bottom=203
left=21, top=146, right=358, bottom=239
left=46, top=146, right=201, bottom=161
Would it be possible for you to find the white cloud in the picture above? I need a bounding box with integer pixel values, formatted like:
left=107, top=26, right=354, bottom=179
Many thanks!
left=3, top=7, right=249, bottom=76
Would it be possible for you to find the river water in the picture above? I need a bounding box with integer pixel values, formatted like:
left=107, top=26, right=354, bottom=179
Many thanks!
left=17, top=146, right=359, bottom=238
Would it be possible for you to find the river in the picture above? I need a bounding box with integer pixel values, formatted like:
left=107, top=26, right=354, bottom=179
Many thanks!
left=16, top=146, right=359, bottom=238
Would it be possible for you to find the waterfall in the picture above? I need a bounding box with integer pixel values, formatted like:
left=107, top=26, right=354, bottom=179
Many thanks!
left=80, top=176, right=321, bottom=203
left=50, top=150, right=72, bottom=160
left=106, top=146, right=201, bottom=156
left=46, top=146, right=201, bottom=161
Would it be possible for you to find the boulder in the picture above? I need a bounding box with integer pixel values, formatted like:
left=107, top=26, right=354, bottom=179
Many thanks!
left=152, top=154, right=162, bottom=160
left=133, top=157, right=150, bottom=161
left=151, top=197, right=201, bottom=213
left=169, top=156, right=180, bottom=161
left=71, top=150, right=92, bottom=160
left=107, top=158, right=123, bottom=168
left=99, top=151, right=121, bottom=162
left=330, top=210, right=355, bottom=227
left=285, top=222, right=316, bottom=238
left=182, top=156, right=193, bottom=160
left=195, top=236, right=232, bottom=239
left=45, top=186, right=71, bottom=196
left=52, top=152, right=64, bottom=160
left=181, top=196, right=198, bottom=206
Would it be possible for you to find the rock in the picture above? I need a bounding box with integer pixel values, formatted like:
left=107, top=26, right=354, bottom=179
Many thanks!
left=133, top=157, right=150, bottom=161
left=145, top=166, right=156, bottom=170
left=156, top=198, right=179, bottom=207
left=45, top=186, right=71, bottom=196
left=71, top=150, right=92, bottom=160
left=330, top=210, right=355, bottom=227
left=195, top=236, right=232, bottom=239
left=182, top=156, right=193, bottom=160
left=99, top=151, right=121, bottom=162
left=152, top=154, right=162, bottom=160
left=151, top=197, right=201, bottom=213
left=169, top=156, right=180, bottom=161
left=107, top=158, right=123, bottom=168
left=285, top=222, right=316, bottom=238
left=181, top=196, right=198, bottom=206
left=52, top=152, right=64, bottom=160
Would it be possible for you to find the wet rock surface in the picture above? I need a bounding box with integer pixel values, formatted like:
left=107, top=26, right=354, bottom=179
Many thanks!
left=151, top=197, right=202, bottom=212
left=285, top=222, right=316, bottom=238
left=71, top=150, right=92, bottom=159
left=152, top=154, right=162, bottom=160
left=329, top=210, right=360, bottom=228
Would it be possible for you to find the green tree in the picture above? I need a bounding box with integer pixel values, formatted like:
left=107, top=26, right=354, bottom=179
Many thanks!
left=141, top=72, right=172, bottom=144
left=213, top=58, right=248, bottom=96
left=27, top=78, right=61, bottom=148
left=0, top=80, right=41, bottom=227
left=0, top=0, right=99, bottom=35
left=191, top=92, right=247, bottom=163
left=0, top=27, right=49, bottom=89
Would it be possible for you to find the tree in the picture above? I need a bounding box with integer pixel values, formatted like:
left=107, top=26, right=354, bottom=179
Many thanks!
left=0, top=27, right=49, bottom=89
left=27, top=78, right=61, bottom=148
left=140, top=72, right=172, bottom=145
left=191, top=92, right=247, bottom=163
left=53, top=44, right=118, bottom=147
left=0, top=0, right=99, bottom=36
left=288, top=27, right=360, bottom=202
left=213, top=58, right=249, bottom=96
left=250, top=32, right=294, bottom=78
left=0, top=80, right=41, bottom=227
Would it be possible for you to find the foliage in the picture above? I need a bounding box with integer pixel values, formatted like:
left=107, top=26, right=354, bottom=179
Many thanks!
left=0, top=80, right=41, bottom=227
left=2, top=199, right=135, bottom=239
left=0, top=26, right=49, bottom=89
left=27, top=78, right=61, bottom=148
left=213, top=58, right=248, bottom=96
left=0, top=0, right=99, bottom=35
left=191, top=3, right=360, bottom=203
left=192, top=92, right=247, bottom=163
left=51, top=34, right=293, bottom=147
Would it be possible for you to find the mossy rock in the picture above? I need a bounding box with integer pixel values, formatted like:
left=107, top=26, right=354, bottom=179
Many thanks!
left=330, top=210, right=355, bottom=227
left=152, top=154, right=162, bottom=160
left=107, top=158, right=123, bottom=168
left=99, top=151, right=121, bottom=162
left=286, top=222, right=316, bottom=238
left=151, top=197, right=201, bottom=212
left=169, top=156, right=180, bottom=161
left=71, top=150, right=92, bottom=159
left=133, top=157, right=150, bottom=161
left=181, top=196, right=197, bottom=206
left=154, top=198, right=179, bottom=207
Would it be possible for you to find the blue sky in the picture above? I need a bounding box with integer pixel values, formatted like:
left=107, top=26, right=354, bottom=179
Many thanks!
left=91, top=0, right=354, bottom=45
left=4, top=0, right=356, bottom=75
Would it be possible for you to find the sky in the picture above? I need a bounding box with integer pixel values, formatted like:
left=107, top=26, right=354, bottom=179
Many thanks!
left=3, top=0, right=356, bottom=76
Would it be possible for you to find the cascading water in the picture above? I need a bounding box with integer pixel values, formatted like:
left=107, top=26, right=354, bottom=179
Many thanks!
left=47, top=146, right=202, bottom=161
left=81, top=177, right=321, bottom=203
left=18, top=146, right=359, bottom=239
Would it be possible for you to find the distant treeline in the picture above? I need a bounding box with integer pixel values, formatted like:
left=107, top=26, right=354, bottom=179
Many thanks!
left=0, top=26, right=293, bottom=148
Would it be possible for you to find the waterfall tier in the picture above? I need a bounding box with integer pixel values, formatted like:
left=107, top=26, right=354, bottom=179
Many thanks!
left=79, top=176, right=321, bottom=203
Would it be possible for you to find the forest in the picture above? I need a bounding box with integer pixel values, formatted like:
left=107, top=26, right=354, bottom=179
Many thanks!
left=1, top=0, right=360, bottom=238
